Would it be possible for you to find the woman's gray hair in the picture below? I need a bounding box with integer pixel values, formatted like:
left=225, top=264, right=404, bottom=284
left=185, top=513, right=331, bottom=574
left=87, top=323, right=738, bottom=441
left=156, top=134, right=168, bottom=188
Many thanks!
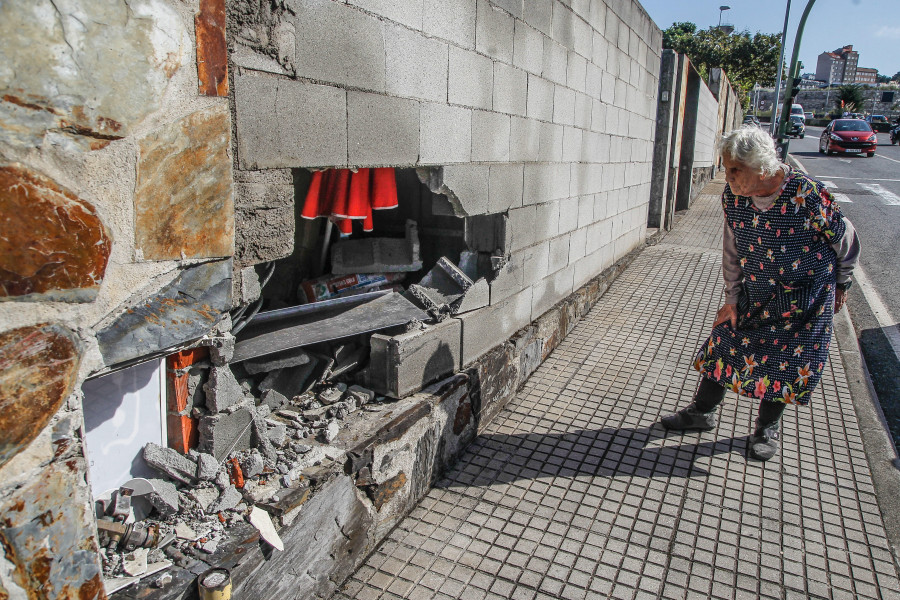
left=719, top=125, right=783, bottom=176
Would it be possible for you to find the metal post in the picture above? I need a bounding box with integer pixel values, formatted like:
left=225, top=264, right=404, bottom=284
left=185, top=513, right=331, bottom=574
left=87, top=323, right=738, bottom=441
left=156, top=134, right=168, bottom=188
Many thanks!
left=776, top=0, right=818, bottom=159
left=770, top=0, right=792, bottom=136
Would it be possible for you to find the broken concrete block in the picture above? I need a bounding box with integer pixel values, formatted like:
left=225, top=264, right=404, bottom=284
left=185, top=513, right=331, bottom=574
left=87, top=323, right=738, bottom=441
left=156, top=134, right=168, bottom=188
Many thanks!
left=203, top=365, right=245, bottom=413
left=367, top=318, right=462, bottom=398
left=240, top=266, right=262, bottom=304
left=244, top=347, right=311, bottom=375
left=317, top=384, right=346, bottom=406
left=302, top=406, right=329, bottom=421
left=455, top=277, right=490, bottom=314
left=251, top=407, right=278, bottom=461
left=242, top=479, right=281, bottom=504
left=207, top=333, right=236, bottom=366
left=143, top=443, right=198, bottom=484
left=196, top=453, right=219, bottom=481
left=145, top=478, right=180, bottom=516
left=330, top=219, right=423, bottom=274
left=198, top=404, right=254, bottom=461
left=175, top=523, right=200, bottom=541
left=347, top=385, right=375, bottom=405
left=241, top=451, right=265, bottom=479
left=259, top=359, right=318, bottom=397
left=407, top=256, right=475, bottom=318
left=187, top=487, right=219, bottom=512
left=266, top=420, right=288, bottom=447
left=207, top=485, right=242, bottom=513
left=260, top=389, right=288, bottom=411
left=320, top=421, right=340, bottom=443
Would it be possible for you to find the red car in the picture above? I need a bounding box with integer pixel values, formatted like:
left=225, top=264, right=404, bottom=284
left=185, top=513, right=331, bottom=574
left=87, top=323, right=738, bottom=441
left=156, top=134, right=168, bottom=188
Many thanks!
left=819, top=119, right=877, bottom=157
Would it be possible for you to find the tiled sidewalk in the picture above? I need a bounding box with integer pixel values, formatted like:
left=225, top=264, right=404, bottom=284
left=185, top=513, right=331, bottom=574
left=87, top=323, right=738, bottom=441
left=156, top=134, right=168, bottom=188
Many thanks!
left=332, top=177, right=900, bottom=600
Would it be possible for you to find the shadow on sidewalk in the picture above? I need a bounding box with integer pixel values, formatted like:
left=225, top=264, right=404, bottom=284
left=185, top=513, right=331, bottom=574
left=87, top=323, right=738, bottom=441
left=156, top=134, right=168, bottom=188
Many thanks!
left=439, top=424, right=752, bottom=487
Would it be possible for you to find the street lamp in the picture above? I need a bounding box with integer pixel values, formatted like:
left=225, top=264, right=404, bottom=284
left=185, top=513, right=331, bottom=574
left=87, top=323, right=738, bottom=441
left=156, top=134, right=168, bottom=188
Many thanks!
left=718, top=5, right=731, bottom=27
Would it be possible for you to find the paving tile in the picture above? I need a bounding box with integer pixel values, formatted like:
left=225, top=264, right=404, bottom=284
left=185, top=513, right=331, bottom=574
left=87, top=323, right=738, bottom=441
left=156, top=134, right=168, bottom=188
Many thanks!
left=327, top=178, right=900, bottom=600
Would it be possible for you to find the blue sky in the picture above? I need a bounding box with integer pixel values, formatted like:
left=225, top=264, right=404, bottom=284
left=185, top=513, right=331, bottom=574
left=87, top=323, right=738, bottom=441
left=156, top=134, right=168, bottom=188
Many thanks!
left=637, top=0, right=899, bottom=78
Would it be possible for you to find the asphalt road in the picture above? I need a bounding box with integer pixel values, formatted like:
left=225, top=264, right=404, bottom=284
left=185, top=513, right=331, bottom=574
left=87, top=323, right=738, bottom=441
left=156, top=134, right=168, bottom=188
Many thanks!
left=789, top=125, right=900, bottom=450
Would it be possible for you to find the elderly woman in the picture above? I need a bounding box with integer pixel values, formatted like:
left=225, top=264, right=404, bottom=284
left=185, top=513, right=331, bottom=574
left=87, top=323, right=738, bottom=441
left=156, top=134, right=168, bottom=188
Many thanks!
left=662, top=126, right=860, bottom=461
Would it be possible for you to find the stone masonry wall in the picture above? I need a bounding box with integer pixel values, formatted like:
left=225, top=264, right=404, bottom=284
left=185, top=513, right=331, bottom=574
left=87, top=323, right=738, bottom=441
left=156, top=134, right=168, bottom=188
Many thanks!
left=0, top=1, right=236, bottom=598
left=230, top=0, right=663, bottom=369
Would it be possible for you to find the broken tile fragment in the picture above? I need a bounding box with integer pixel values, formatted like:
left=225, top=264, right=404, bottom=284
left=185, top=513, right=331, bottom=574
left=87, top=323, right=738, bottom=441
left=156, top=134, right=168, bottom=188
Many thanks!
left=248, top=506, right=284, bottom=551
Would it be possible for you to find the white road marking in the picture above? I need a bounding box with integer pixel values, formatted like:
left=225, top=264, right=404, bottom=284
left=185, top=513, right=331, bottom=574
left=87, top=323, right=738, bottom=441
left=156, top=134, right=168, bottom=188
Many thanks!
left=875, top=153, right=900, bottom=165
left=820, top=181, right=852, bottom=203
left=857, top=182, right=900, bottom=206
left=853, top=267, right=900, bottom=361
left=813, top=175, right=900, bottom=183
left=838, top=158, right=852, bottom=164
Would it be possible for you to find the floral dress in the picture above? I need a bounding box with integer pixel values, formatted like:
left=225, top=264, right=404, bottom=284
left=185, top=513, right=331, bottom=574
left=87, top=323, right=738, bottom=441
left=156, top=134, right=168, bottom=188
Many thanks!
left=693, top=167, right=847, bottom=405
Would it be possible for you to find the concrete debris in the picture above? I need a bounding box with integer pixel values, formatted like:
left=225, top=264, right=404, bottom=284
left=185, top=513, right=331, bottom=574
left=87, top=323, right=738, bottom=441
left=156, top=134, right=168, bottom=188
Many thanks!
left=214, top=470, right=230, bottom=490
left=317, top=383, right=346, bottom=405
left=347, top=385, right=375, bottom=406
left=330, top=219, right=423, bottom=275
left=122, top=548, right=149, bottom=577
left=320, top=421, right=340, bottom=443
left=251, top=407, right=278, bottom=461
left=174, top=522, right=200, bottom=541
left=203, top=364, right=245, bottom=413
left=244, top=347, right=311, bottom=375
left=196, top=453, right=219, bottom=481
left=260, top=388, right=288, bottom=411
left=143, top=443, right=198, bottom=485
left=145, top=478, right=180, bottom=516
left=206, top=332, right=235, bottom=365
left=455, top=277, right=490, bottom=314
left=248, top=506, right=284, bottom=551
left=266, top=419, right=288, bottom=447
left=258, top=358, right=318, bottom=397
left=200, top=538, right=220, bottom=554
left=207, top=485, right=242, bottom=513
left=241, top=451, right=265, bottom=479
left=199, top=403, right=254, bottom=460
left=188, top=486, right=220, bottom=513
left=242, top=478, right=281, bottom=503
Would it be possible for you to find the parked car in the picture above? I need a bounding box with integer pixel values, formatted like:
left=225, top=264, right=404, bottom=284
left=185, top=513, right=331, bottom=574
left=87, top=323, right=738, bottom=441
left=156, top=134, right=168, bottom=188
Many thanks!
left=819, top=119, right=877, bottom=157
left=804, top=111, right=814, bottom=121
left=787, top=115, right=805, bottom=138
left=742, top=115, right=761, bottom=127
left=865, top=114, right=891, bottom=132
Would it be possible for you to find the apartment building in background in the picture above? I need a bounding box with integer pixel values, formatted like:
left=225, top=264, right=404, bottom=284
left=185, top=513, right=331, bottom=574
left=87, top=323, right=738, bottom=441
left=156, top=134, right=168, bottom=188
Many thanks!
left=816, top=44, right=859, bottom=85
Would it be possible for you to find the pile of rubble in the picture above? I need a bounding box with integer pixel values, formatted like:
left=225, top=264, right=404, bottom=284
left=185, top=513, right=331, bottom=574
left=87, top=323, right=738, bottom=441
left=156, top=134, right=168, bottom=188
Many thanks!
left=97, top=373, right=388, bottom=592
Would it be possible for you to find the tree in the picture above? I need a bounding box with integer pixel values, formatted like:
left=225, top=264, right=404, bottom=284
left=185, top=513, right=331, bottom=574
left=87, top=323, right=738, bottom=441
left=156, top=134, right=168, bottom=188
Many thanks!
left=892, top=71, right=900, bottom=83
left=662, top=22, right=782, bottom=106
left=835, top=85, right=864, bottom=113
left=876, top=74, right=891, bottom=84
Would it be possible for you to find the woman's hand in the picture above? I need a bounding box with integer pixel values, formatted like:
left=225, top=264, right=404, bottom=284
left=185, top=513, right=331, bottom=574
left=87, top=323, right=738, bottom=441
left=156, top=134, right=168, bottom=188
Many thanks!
left=713, top=303, right=738, bottom=330
left=834, top=288, right=847, bottom=313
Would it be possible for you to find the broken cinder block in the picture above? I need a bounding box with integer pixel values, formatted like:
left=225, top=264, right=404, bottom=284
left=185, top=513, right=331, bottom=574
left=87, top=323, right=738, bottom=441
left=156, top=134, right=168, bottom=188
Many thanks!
left=330, top=219, right=423, bottom=274
left=143, top=443, right=198, bottom=484
left=203, top=365, right=245, bottom=413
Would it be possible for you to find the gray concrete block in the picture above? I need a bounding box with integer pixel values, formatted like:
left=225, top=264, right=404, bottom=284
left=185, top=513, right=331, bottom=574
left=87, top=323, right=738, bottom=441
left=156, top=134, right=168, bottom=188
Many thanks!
left=562, top=126, right=583, bottom=162
left=204, top=365, right=245, bottom=413
left=557, top=196, right=579, bottom=234
left=573, top=11, right=593, bottom=58
left=524, top=241, right=550, bottom=282
left=508, top=205, right=537, bottom=251
left=489, top=250, right=525, bottom=304
left=199, top=404, right=254, bottom=461
left=471, top=111, right=510, bottom=162
left=146, top=478, right=179, bottom=516
left=384, top=25, right=448, bottom=102
left=196, top=453, right=219, bottom=481
left=235, top=72, right=347, bottom=169
left=492, top=63, right=527, bottom=117
left=448, top=46, right=493, bottom=110
left=537, top=121, right=563, bottom=162
left=417, top=165, right=490, bottom=216
left=476, top=0, right=514, bottom=62
left=420, top=103, right=472, bottom=165
left=601, top=71, right=615, bottom=104
left=553, top=85, right=576, bottom=126
left=292, top=0, right=386, bottom=92
left=585, top=62, right=603, bottom=99
left=348, top=91, right=420, bottom=166
left=348, top=0, right=424, bottom=30
left=568, top=226, right=587, bottom=263
left=567, top=52, right=587, bottom=93
left=331, top=220, right=422, bottom=274
left=512, top=21, right=544, bottom=74
left=534, top=200, right=560, bottom=242
left=423, top=0, right=476, bottom=48
left=488, top=164, right=524, bottom=213
left=490, top=0, right=522, bottom=18
left=524, top=163, right=569, bottom=205
left=523, top=0, right=552, bottom=36
left=258, top=360, right=318, bottom=397
left=240, top=266, right=261, bottom=305
left=244, top=348, right=312, bottom=376
left=143, top=443, right=199, bottom=485
left=526, top=74, right=554, bottom=122
left=577, top=194, right=594, bottom=229
left=367, top=318, right=461, bottom=398
left=531, top=265, right=574, bottom=319
left=508, top=116, right=540, bottom=163
left=456, top=277, right=490, bottom=313
left=574, top=91, right=592, bottom=129
left=234, top=169, right=295, bottom=265
left=458, top=286, right=533, bottom=365
left=589, top=0, right=607, bottom=31
left=542, top=38, right=568, bottom=85
left=548, top=234, right=570, bottom=273
left=592, top=31, right=609, bottom=70
left=551, top=2, right=576, bottom=50
left=590, top=101, right=607, bottom=135
left=207, top=485, right=242, bottom=513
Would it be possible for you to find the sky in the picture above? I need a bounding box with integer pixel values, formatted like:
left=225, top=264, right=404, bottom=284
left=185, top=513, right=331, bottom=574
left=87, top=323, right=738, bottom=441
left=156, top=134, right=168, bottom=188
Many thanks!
left=636, top=0, right=899, bottom=78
